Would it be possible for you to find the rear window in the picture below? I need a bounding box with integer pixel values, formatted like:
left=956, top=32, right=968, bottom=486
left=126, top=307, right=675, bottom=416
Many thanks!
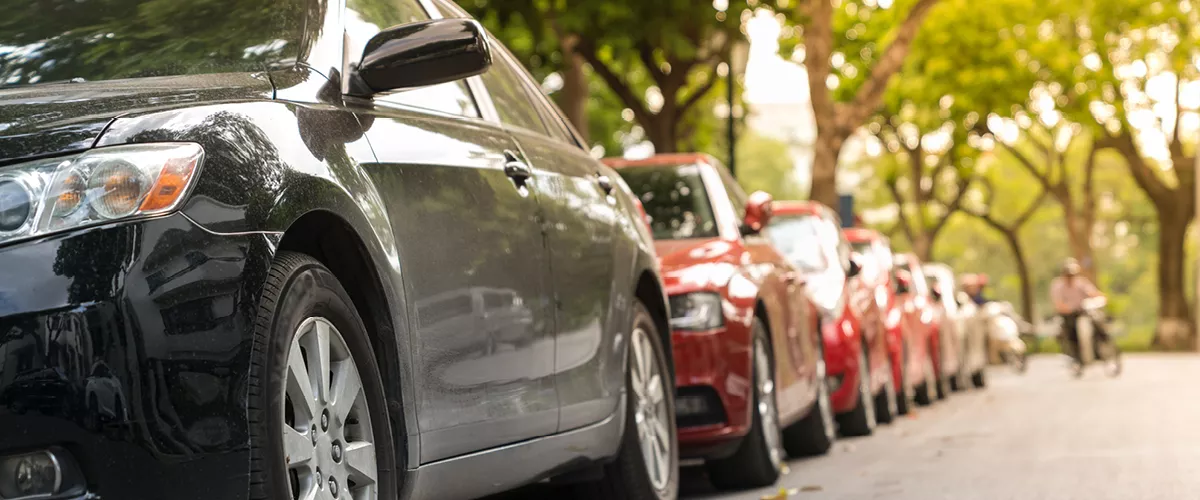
left=618, top=164, right=719, bottom=240
left=0, top=0, right=310, bottom=86
left=766, top=215, right=829, bottom=272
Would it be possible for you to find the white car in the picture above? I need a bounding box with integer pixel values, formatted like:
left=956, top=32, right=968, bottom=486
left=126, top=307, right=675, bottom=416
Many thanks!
left=923, top=264, right=989, bottom=389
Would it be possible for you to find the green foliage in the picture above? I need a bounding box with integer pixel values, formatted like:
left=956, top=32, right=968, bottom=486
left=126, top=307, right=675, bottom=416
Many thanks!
left=733, top=133, right=804, bottom=200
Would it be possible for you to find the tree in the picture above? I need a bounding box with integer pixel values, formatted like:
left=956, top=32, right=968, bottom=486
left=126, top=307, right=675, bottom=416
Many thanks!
left=791, top=0, right=943, bottom=207
left=735, top=133, right=805, bottom=200
left=1008, top=0, right=1198, bottom=348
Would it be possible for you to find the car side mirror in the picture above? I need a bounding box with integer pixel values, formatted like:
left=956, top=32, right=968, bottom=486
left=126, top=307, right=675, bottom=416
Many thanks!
left=741, top=191, right=774, bottom=235
left=349, top=19, right=492, bottom=97
left=895, top=275, right=911, bottom=294
left=931, top=288, right=942, bottom=301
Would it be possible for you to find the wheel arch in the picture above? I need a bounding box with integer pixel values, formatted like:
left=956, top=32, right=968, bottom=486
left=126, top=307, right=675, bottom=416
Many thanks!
left=276, top=209, right=414, bottom=469
left=635, top=270, right=675, bottom=378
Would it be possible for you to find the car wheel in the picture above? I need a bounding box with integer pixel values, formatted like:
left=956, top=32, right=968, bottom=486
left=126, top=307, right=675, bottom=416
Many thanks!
left=914, top=353, right=937, bottom=407
left=836, top=348, right=877, bottom=437
left=896, top=340, right=912, bottom=416
left=248, top=252, right=396, bottom=500
left=971, top=370, right=987, bottom=388
left=781, top=358, right=836, bottom=457
left=707, top=321, right=783, bottom=489
left=570, top=301, right=678, bottom=500
left=874, top=354, right=898, bottom=424
left=949, top=373, right=962, bottom=392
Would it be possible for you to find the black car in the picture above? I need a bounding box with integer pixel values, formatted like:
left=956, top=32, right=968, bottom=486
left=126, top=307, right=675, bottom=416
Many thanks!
left=0, top=0, right=679, bottom=499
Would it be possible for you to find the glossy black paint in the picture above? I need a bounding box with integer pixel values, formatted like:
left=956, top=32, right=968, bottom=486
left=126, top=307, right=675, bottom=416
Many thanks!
left=0, top=0, right=667, bottom=498
left=350, top=19, right=492, bottom=96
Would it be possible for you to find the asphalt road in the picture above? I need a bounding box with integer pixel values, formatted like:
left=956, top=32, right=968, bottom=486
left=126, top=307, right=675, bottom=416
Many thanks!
left=490, top=354, right=1200, bottom=500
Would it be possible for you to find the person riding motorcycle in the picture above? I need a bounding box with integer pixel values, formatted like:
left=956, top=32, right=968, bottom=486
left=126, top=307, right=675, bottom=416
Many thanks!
left=962, top=273, right=991, bottom=305
left=1051, top=258, right=1107, bottom=361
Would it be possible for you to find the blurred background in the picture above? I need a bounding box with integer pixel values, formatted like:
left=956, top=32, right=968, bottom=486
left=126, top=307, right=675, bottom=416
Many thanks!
left=464, top=0, right=1200, bottom=353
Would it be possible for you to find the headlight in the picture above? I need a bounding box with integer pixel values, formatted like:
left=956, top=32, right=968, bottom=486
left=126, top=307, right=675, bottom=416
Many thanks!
left=0, top=143, right=203, bottom=246
left=668, top=292, right=724, bottom=331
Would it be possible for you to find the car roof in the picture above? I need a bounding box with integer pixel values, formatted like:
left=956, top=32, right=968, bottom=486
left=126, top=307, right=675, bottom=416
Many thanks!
left=771, top=200, right=827, bottom=216
left=843, top=227, right=880, bottom=242
left=601, top=153, right=715, bottom=169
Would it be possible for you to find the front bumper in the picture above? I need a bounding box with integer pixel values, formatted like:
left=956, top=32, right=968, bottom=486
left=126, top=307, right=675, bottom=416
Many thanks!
left=670, top=324, right=753, bottom=458
left=823, top=331, right=860, bottom=414
left=0, top=213, right=274, bottom=499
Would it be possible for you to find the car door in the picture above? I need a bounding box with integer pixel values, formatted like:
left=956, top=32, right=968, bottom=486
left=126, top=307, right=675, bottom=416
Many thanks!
left=342, top=0, right=557, bottom=464
left=478, top=42, right=626, bottom=430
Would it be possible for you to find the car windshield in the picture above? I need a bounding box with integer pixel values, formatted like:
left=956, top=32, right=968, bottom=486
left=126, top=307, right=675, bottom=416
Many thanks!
left=617, top=164, right=719, bottom=240
left=766, top=215, right=829, bottom=272
left=0, top=0, right=308, bottom=87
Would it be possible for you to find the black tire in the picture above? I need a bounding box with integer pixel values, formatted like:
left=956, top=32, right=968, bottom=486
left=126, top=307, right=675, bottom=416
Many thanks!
left=781, top=355, right=835, bottom=457
left=836, top=349, right=876, bottom=437
left=568, top=302, right=678, bottom=500
left=248, top=252, right=397, bottom=500
left=933, top=341, right=948, bottom=401
left=896, top=340, right=912, bottom=416
left=874, top=354, right=898, bottom=425
left=971, top=370, right=987, bottom=388
left=707, top=320, right=782, bottom=490
left=949, top=374, right=962, bottom=392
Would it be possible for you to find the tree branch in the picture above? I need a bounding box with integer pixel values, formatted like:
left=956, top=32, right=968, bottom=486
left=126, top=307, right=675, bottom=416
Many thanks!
left=638, top=41, right=665, bottom=83
left=577, top=39, right=653, bottom=127
left=999, top=141, right=1054, bottom=192
left=678, top=43, right=728, bottom=115
left=1112, top=128, right=1175, bottom=206
left=801, top=0, right=837, bottom=132
left=840, top=0, right=941, bottom=130
left=886, top=178, right=916, bottom=244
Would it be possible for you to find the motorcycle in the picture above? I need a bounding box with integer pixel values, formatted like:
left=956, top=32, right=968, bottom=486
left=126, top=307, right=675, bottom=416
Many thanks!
left=980, top=301, right=1029, bottom=374
left=1066, top=296, right=1122, bottom=378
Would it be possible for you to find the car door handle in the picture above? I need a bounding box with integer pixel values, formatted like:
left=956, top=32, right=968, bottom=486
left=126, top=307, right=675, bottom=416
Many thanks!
left=503, top=150, right=532, bottom=181
left=595, top=174, right=614, bottom=194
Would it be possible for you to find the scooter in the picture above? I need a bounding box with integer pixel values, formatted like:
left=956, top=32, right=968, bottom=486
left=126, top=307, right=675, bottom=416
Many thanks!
left=1068, top=296, right=1121, bottom=378
left=979, top=301, right=1028, bottom=374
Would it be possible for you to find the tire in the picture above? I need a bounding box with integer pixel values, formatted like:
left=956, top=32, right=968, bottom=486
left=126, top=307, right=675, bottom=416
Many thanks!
left=1100, top=341, right=1122, bottom=378
left=949, top=375, right=962, bottom=392
left=248, top=252, right=396, bottom=500
left=781, top=359, right=836, bottom=457
left=914, top=353, right=937, bottom=407
left=933, top=340, right=948, bottom=401
left=707, top=321, right=783, bottom=490
left=874, top=354, right=898, bottom=425
left=836, top=348, right=877, bottom=437
left=971, top=370, right=987, bottom=388
left=568, top=302, right=678, bottom=500
left=896, top=340, right=912, bottom=416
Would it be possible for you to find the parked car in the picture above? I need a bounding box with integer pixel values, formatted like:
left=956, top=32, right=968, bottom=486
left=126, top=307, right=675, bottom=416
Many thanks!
left=768, top=202, right=897, bottom=437
left=607, top=153, right=834, bottom=490
left=0, top=1, right=681, bottom=499
left=892, top=254, right=947, bottom=404
left=924, top=264, right=988, bottom=390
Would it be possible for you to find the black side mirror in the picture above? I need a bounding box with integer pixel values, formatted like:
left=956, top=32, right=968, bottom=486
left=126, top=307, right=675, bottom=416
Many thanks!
left=931, top=288, right=943, bottom=301
left=847, top=259, right=861, bottom=278
left=895, top=280, right=910, bottom=294
left=349, top=19, right=492, bottom=97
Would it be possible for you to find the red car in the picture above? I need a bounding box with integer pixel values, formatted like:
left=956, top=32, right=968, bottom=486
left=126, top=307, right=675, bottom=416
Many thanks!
left=606, top=153, right=834, bottom=490
left=767, top=203, right=897, bottom=437
left=892, top=253, right=947, bottom=404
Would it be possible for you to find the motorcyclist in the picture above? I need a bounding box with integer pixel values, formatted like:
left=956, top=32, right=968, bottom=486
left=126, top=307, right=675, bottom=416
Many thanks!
left=962, top=274, right=990, bottom=305
left=1050, top=258, right=1107, bottom=362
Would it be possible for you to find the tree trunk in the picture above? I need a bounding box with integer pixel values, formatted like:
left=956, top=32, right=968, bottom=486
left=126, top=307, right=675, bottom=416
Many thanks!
left=1061, top=204, right=1097, bottom=282
left=1153, top=211, right=1194, bottom=350
left=911, top=231, right=933, bottom=263
left=1001, top=229, right=1035, bottom=321
left=647, top=114, right=677, bottom=154
left=558, top=35, right=590, bottom=142
left=810, top=132, right=844, bottom=208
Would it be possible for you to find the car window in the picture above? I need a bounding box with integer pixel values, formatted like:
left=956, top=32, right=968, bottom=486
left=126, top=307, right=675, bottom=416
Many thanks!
left=617, top=164, right=719, bottom=240
left=766, top=215, right=830, bottom=272
left=345, top=0, right=480, bottom=117
left=713, top=161, right=747, bottom=223
left=478, top=42, right=548, bottom=134
left=0, top=0, right=310, bottom=86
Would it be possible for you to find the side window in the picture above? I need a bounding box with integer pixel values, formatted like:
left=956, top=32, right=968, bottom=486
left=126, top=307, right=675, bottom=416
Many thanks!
left=479, top=44, right=548, bottom=134
left=345, top=0, right=480, bottom=117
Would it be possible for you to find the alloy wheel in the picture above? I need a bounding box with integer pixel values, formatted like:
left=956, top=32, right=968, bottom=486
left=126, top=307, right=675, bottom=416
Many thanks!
left=754, top=339, right=784, bottom=469
left=283, top=317, right=377, bottom=500
left=630, top=327, right=672, bottom=491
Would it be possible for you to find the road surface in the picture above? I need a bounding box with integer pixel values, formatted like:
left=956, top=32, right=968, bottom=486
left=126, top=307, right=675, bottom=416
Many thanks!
left=490, top=354, right=1200, bottom=500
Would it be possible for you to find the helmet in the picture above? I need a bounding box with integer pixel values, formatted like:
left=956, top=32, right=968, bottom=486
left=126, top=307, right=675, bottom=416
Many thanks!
left=1062, top=258, right=1081, bottom=276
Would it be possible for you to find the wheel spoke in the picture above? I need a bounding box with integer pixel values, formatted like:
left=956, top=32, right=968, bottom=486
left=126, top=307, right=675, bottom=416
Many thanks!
left=284, top=425, right=314, bottom=468
left=630, top=333, right=647, bottom=394
left=645, top=373, right=663, bottom=405
left=332, top=362, right=364, bottom=426
left=651, top=417, right=670, bottom=453
left=344, top=441, right=378, bottom=485
left=304, top=321, right=333, bottom=405
left=287, top=341, right=317, bottom=422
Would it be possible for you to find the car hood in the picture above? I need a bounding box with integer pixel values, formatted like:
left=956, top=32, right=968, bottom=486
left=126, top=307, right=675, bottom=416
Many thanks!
left=0, top=74, right=272, bottom=164
left=654, top=238, right=741, bottom=294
